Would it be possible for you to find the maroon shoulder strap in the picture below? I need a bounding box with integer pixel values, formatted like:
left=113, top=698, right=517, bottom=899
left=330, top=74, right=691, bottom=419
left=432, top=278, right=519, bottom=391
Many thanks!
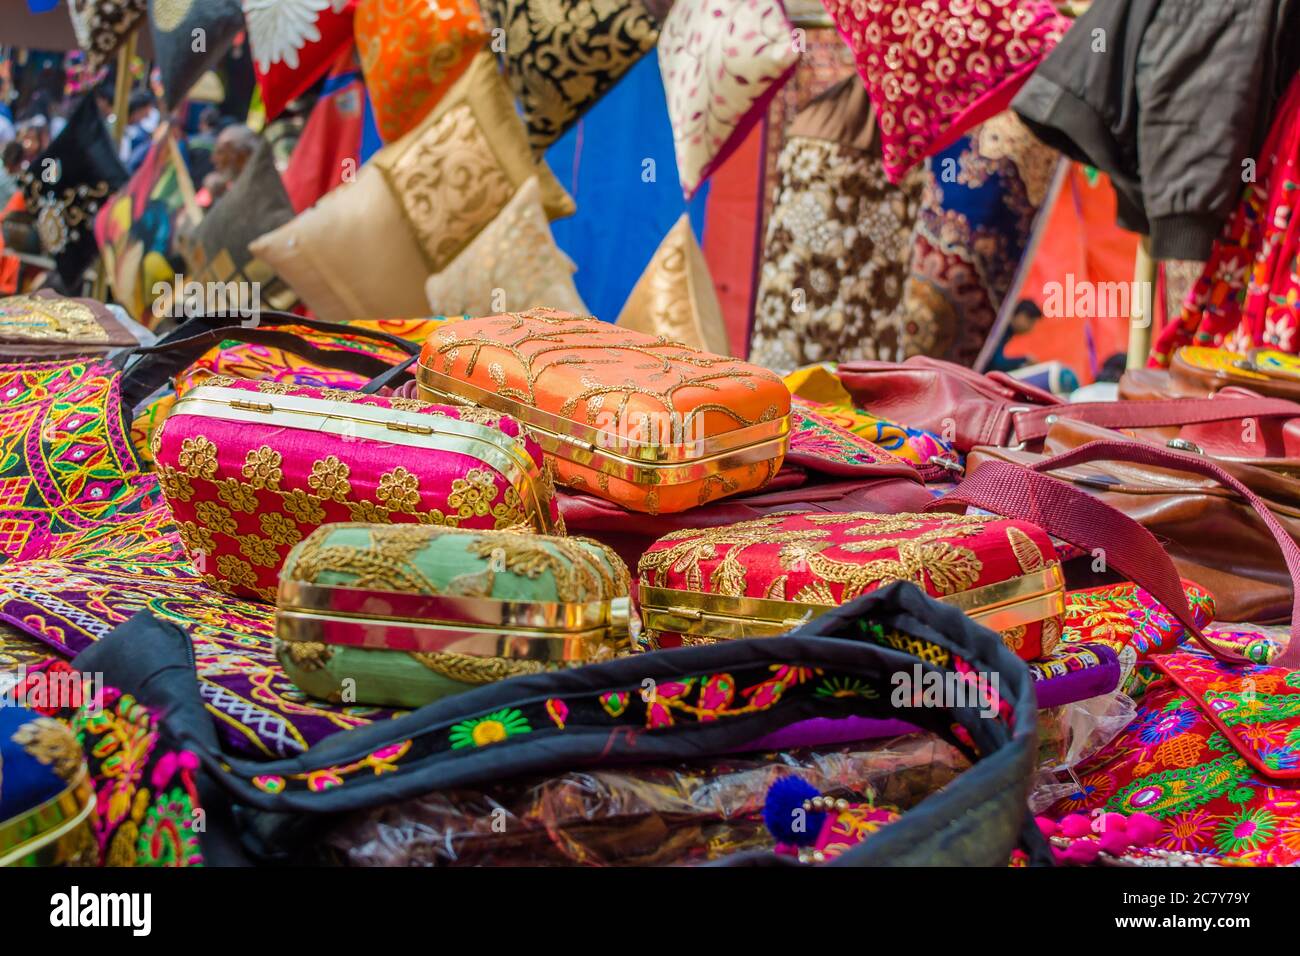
left=928, top=440, right=1300, bottom=669
left=1012, top=397, right=1300, bottom=445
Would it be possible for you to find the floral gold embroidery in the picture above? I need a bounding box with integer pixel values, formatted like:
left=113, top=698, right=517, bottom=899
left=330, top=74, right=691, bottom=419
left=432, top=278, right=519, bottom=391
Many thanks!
left=177, top=435, right=219, bottom=479
left=347, top=500, right=390, bottom=523
left=242, top=446, right=283, bottom=490
left=260, top=512, right=302, bottom=546
left=193, top=500, right=238, bottom=536
left=238, top=534, right=281, bottom=568
left=215, top=477, right=259, bottom=513
left=376, top=466, right=421, bottom=512
left=156, top=464, right=195, bottom=503
left=282, top=488, right=326, bottom=525
left=177, top=520, right=217, bottom=555
left=307, top=455, right=352, bottom=502
left=215, top=554, right=258, bottom=590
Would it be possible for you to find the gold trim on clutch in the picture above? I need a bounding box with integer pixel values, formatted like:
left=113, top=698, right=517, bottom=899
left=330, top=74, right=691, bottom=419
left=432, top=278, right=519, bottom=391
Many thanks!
left=416, top=364, right=791, bottom=465
left=172, top=385, right=557, bottom=532
left=276, top=602, right=630, bottom=661
left=278, top=580, right=622, bottom=634
left=639, top=566, right=1065, bottom=646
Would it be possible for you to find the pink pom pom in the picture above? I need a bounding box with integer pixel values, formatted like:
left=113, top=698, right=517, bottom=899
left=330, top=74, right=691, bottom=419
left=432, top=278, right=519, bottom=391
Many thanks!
left=1126, top=812, right=1163, bottom=845
left=1094, top=812, right=1128, bottom=836
left=1036, top=816, right=1061, bottom=838
left=1098, top=828, right=1133, bottom=856
left=1061, top=840, right=1102, bottom=865
left=1059, top=814, right=1093, bottom=839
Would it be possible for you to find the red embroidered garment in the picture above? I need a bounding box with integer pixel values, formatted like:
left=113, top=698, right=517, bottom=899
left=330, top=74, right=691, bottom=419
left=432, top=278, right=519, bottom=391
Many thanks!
left=1151, top=74, right=1300, bottom=365
left=822, top=0, right=1070, bottom=182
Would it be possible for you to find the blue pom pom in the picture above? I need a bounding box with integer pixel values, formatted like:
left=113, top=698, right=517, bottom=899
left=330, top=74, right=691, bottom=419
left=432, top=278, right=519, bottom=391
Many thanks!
left=763, top=776, right=825, bottom=846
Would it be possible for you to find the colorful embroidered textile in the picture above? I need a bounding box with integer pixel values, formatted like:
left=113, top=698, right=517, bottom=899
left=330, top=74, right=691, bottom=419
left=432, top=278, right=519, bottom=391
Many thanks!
left=1061, top=581, right=1218, bottom=656
left=784, top=407, right=917, bottom=477
left=20, top=662, right=204, bottom=866
left=0, top=361, right=406, bottom=760
left=822, top=0, right=1069, bottom=182
left=1150, top=75, right=1300, bottom=366
left=0, top=361, right=165, bottom=564
left=782, top=365, right=957, bottom=468
left=895, top=111, right=1060, bottom=366
left=1050, top=649, right=1300, bottom=863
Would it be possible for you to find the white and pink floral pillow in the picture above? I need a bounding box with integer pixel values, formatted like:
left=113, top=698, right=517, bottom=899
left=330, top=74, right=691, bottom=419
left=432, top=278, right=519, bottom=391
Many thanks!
left=823, top=0, right=1070, bottom=183
left=659, top=0, right=799, bottom=199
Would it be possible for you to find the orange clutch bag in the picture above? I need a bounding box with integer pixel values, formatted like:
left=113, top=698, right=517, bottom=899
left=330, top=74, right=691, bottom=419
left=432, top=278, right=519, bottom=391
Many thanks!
left=417, top=309, right=792, bottom=514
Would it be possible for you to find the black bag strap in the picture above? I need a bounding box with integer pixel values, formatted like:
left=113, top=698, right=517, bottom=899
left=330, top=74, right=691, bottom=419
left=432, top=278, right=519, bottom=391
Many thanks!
left=116, top=310, right=421, bottom=409
left=71, top=583, right=1052, bottom=867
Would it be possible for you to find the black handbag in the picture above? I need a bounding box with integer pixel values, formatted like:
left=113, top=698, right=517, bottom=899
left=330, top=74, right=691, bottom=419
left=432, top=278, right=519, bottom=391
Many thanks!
left=71, top=582, right=1053, bottom=866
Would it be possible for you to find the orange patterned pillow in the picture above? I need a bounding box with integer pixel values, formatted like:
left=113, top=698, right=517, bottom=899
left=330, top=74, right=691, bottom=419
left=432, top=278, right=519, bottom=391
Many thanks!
left=355, top=0, right=488, bottom=143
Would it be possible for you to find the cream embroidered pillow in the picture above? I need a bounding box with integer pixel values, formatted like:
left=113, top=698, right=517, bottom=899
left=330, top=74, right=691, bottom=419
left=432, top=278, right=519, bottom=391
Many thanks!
left=659, top=0, right=799, bottom=199
left=424, top=177, right=587, bottom=317
left=616, top=214, right=731, bottom=356
left=371, top=51, right=576, bottom=272
left=249, top=163, right=432, bottom=323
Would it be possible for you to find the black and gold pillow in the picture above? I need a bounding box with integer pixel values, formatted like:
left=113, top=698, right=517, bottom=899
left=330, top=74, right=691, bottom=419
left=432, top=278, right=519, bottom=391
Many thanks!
left=479, top=0, right=660, bottom=154
left=182, top=140, right=297, bottom=315
left=21, top=95, right=128, bottom=289
left=149, top=0, right=246, bottom=112
left=68, top=0, right=149, bottom=70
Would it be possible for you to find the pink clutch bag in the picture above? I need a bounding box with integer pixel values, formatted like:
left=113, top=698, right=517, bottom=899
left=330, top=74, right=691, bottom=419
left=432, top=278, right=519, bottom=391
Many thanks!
left=153, top=377, right=560, bottom=601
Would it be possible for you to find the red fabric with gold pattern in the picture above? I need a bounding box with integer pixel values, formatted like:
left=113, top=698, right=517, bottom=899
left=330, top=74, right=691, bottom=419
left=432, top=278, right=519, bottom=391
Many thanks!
left=153, top=378, right=559, bottom=601
left=638, top=510, right=1061, bottom=659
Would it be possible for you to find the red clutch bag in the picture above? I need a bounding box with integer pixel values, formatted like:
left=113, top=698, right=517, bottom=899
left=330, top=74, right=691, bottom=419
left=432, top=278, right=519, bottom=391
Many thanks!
left=153, top=378, right=560, bottom=601
left=637, top=511, right=1065, bottom=661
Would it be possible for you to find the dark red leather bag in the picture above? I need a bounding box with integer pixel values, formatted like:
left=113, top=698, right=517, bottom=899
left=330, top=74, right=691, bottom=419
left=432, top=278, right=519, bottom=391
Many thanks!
left=837, top=356, right=1300, bottom=458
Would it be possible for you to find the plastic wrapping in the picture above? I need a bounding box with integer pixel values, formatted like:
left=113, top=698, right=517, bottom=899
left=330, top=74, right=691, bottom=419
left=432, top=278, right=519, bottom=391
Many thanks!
left=326, top=735, right=969, bottom=866
left=1029, top=691, right=1138, bottom=813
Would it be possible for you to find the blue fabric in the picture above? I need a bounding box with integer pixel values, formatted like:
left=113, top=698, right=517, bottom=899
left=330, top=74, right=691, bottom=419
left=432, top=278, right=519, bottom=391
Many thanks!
left=26, top=0, right=60, bottom=12
left=0, top=705, right=77, bottom=823
left=544, top=55, right=708, bottom=323
left=359, top=85, right=383, bottom=164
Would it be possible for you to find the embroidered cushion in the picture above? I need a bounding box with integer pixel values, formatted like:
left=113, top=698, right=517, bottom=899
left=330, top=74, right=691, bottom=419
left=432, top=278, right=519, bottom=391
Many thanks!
left=68, top=0, right=148, bottom=70
left=616, top=213, right=730, bottom=355
left=368, top=51, right=575, bottom=271
left=245, top=0, right=359, bottom=120
left=479, top=0, right=660, bottom=155
left=896, top=111, right=1060, bottom=365
left=424, top=176, right=586, bottom=318
left=250, top=162, right=433, bottom=323
left=659, top=0, right=799, bottom=199
left=150, top=0, right=247, bottom=111
left=182, top=139, right=297, bottom=317
left=821, top=0, right=1069, bottom=182
left=750, top=77, right=922, bottom=373
left=355, top=0, right=488, bottom=143
left=21, top=95, right=128, bottom=289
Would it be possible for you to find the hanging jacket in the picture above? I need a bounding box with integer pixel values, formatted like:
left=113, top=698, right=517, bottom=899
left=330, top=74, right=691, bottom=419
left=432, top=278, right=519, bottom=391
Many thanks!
left=1012, top=0, right=1300, bottom=261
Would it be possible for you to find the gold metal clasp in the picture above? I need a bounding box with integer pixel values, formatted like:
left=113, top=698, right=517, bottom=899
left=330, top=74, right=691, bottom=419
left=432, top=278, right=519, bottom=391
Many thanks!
left=385, top=421, right=435, bottom=435
left=230, top=400, right=274, bottom=413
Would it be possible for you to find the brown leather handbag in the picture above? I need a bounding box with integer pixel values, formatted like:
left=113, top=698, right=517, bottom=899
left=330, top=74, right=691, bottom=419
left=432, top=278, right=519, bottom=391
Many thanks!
left=967, top=420, right=1300, bottom=624
left=838, top=355, right=1300, bottom=463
